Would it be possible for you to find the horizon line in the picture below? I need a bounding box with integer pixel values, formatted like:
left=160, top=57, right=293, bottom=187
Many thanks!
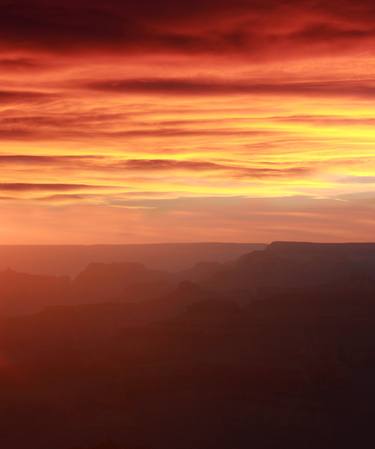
left=1, top=241, right=375, bottom=247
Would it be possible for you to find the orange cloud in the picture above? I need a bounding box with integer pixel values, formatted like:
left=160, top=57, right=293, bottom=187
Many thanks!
left=0, top=0, right=374, bottom=243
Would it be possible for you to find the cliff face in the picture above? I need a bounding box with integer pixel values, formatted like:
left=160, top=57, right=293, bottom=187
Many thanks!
left=72, top=262, right=170, bottom=302
left=204, top=242, right=375, bottom=296
left=0, top=269, right=70, bottom=315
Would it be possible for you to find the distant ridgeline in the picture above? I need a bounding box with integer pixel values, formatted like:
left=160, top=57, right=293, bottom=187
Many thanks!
left=0, top=241, right=374, bottom=316
left=0, top=242, right=264, bottom=276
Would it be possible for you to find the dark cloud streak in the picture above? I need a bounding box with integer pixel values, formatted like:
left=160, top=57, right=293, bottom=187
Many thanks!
left=0, top=183, right=108, bottom=192
left=1, top=0, right=375, bottom=58
left=86, top=78, right=375, bottom=99
left=0, top=155, right=314, bottom=180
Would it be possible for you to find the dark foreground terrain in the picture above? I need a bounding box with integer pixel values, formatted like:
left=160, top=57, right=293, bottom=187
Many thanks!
left=1, top=242, right=375, bottom=449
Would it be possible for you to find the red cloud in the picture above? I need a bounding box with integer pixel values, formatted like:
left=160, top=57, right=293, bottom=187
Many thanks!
left=0, top=0, right=375, bottom=59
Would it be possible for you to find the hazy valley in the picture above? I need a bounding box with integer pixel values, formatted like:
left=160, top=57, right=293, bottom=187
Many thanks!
left=1, top=242, right=375, bottom=448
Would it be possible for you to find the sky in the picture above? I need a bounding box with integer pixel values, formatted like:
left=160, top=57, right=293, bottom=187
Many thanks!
left=0, top=0, right=374, bottom=243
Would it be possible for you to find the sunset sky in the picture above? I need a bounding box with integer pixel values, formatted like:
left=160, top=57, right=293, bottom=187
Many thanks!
left=1, top=0, right=375, bottom=243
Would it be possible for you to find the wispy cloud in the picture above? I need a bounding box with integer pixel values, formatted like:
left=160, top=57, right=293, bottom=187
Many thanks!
left=0, top=0, right=374, bottom=242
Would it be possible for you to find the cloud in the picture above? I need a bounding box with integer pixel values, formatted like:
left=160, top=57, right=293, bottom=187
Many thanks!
left=270, top=115, right=375, bottom=127
left=120, top=159, right=226, bottom=171
left=1, top=0, right=375, bottom=60
left=235, top=166, right=314, bottom=179
left=0, top=90, right=55, bottom=104
left=119, top=159, right=314, bottom=179
left=0, top=155, right=101, bottom=166
left=0, top=129, right=38, bottom=139
left=86, top=77, right=375, bottom=99
left=0, top=183, right=107, bottom=192
left=339, top=176, right=375, bottom=184
left=0, top=57, right=46, bottom=71
left=37, top=193, right=93, bottom=203
left=0, top=155, right=312, bottom=180
left=0, top=1, right=374, bottom=244
left=0, top=124, right=276, bottom=142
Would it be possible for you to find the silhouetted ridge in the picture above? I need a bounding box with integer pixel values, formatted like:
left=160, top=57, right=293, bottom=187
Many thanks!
left=72, top=262, right=171, bottom=302
left=176, top=261, right=225, bottom=283
left=208, top=241, right=375, bottom=295
left=268, top=241, right=375, bottom=255
left=0, top=243, right=265, bottom=275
